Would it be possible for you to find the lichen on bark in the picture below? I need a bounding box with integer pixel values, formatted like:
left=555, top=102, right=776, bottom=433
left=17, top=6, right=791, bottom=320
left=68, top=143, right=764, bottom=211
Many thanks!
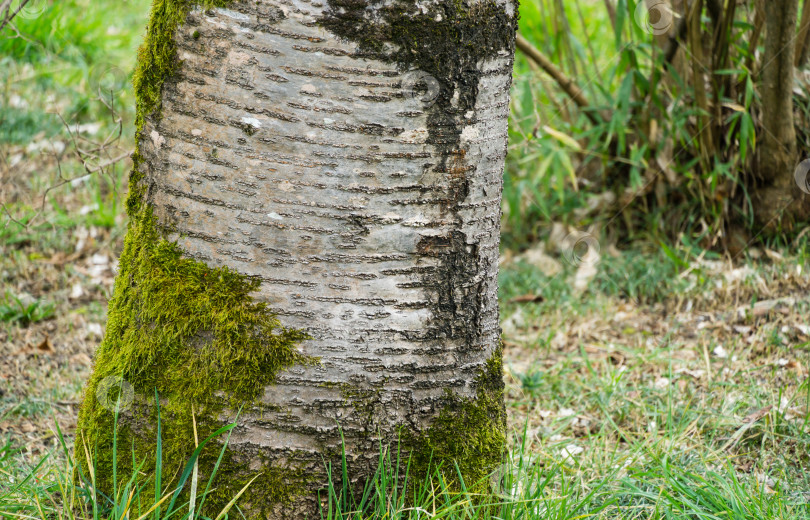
left=319, top=0, right=517, bottom=153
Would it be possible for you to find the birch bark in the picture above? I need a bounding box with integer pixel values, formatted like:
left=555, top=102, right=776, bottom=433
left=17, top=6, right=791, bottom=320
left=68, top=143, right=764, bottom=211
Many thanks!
left=82, top=0, right=517, bottom=516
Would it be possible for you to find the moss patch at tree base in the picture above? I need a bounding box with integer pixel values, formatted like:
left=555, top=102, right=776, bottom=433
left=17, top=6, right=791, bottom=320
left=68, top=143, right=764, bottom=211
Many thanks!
left=404, top=346, right=507, bottom=489
left=76, top=201, right=316, bottom=515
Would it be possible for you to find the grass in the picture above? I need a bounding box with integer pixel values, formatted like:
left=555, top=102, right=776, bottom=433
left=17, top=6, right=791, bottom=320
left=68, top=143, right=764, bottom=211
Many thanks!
left=0, top=292, right=55, bottom=326
left=0, top=399, right=243, bottom=520
left=2, top=232, right=809, bottom=517
left=3, top=400, right=810, bottom=519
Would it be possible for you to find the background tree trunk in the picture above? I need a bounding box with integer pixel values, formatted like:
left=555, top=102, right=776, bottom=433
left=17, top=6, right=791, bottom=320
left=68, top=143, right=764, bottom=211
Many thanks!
left=755, top=0, right=808, bottom=228
left=78, top=0, right=517, bottom=517
left=795, top=0, right=810, bottom=68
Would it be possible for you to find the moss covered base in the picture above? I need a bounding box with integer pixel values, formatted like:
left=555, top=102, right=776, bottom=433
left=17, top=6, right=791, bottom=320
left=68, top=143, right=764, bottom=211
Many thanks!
left=76, top=197, right=315, bottom=514
left=404, top=346, right=506, bottom=489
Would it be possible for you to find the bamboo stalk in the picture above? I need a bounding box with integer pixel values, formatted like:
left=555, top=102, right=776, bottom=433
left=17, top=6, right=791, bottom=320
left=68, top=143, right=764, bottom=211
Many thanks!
left=796, top=0, right=810, bottom=67
left=745, top=0, right=764, bottom=75
left=688, top=0, right=715, bottom=167
left=603, top=0, right=616, bottom=31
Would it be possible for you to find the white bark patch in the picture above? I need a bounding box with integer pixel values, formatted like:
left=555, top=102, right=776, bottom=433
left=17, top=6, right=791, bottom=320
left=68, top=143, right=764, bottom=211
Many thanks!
left=214, top=7, right=250, bottom=21
left=241, top=117, right=262, bottom=128
left=348, top=196, right=369, bottom=207
left=228, top=51, right=252, bottom=65
left=300, top=84, right=319, bottom=95
left=403, top=215, right=431, bottom=227
left=460, top=125, right=479, bottom=145
left=450, top=88, right=460, bottom=106
left=149, top=130, right=165, bottom=149
left=398, top=128, right=428, bottom=144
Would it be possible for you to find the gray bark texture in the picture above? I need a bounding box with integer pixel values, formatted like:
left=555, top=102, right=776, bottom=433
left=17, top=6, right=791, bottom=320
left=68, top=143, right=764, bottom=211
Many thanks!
left=121, top=0, right=516, bottom=516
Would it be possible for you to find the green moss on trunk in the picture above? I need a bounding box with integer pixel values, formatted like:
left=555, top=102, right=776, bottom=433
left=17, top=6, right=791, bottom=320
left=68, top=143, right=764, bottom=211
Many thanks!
left=76, top=201, right=316, bottom=515
left=127, top=0, right=233, bottom=215
left=132, top=0, right=232, bottom=133
left=404, top=347, right=506, bottom=488
left=78, top=0, right=315, bottom=514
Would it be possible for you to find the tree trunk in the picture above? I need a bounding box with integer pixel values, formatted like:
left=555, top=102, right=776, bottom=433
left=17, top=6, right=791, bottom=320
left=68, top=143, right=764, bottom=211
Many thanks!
left=755, top=0, right=808, bottom=229
left=77, top=0, right=516, bottom=518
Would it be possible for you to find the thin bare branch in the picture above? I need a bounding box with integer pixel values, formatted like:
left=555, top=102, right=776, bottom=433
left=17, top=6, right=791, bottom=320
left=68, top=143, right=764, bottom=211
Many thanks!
left=0, top=0, right=31, bottom=33
left=515, top=33, right=601, bottom=125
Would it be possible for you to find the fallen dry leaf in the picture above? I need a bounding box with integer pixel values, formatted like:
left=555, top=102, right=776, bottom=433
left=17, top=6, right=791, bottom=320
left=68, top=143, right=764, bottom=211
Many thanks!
left=720, top=405, right=773, bottom=452
left=508, top=294, right=545, bottom=304
left=736, top=297, right=796, bottom=320
left=70, top=353, right=93, bottom=366
left=785, top=359, right=804, bottom=376
left=514, top=244, right=563, bottom=277
left=742, top=405, right=773, bottom=424
left=13, top=335, right=54, bottom=355
left=35, top=336, right=54, bottom=353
